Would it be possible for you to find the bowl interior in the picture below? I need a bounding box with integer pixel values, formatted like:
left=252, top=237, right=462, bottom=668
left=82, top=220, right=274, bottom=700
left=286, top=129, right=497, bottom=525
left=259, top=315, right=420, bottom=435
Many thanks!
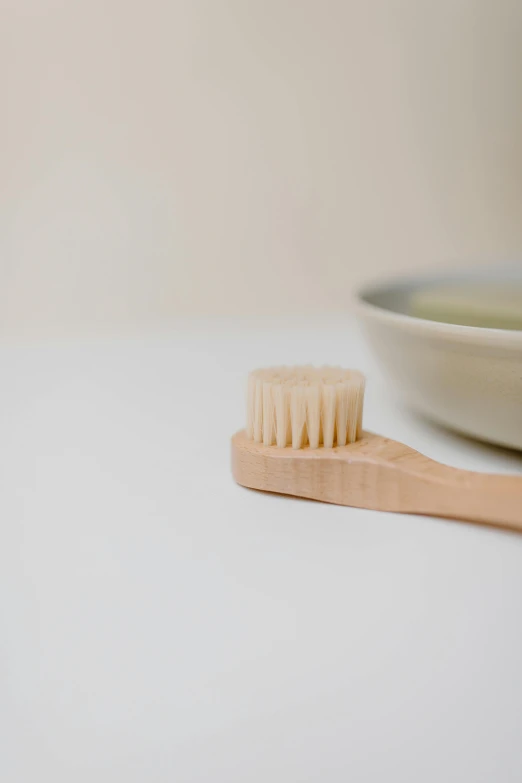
left=359, top=267, right=522, bottom=327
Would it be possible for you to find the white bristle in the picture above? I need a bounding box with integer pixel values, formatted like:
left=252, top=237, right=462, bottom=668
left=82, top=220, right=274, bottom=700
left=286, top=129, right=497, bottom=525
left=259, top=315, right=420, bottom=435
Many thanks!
left=253, top=378, right=263, bottom=442
left=306, top=384, right=321, bottom=449
left=335, top=383, right=348, bottom=447
left=262, top=381, right=275, bottom=446
left=291, top=384, right=307, bottom=449
left=246, top=365, right=366, bottom=449
left=273, top=384, right=288, bottom=448
left=321, top=384, right=336, bottom=448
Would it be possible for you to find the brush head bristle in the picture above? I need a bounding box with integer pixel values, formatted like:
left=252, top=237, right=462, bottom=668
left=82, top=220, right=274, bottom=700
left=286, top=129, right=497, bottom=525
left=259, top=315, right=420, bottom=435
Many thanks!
left=246, top=365, right=365, bottom=449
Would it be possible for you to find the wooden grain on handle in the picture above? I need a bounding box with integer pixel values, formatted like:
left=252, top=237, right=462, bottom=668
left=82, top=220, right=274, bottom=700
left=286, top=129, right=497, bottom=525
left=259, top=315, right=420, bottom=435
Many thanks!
left=231, top=430, right=522, bottom=531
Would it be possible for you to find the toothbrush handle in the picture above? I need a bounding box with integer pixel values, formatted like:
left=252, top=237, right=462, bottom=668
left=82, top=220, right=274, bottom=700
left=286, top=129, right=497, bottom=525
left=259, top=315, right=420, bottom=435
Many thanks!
left=231, top=430, right=522, bottom=532
left=383, top=464, right=522, bottom=530
left=338, top=434, right=522, bottom=530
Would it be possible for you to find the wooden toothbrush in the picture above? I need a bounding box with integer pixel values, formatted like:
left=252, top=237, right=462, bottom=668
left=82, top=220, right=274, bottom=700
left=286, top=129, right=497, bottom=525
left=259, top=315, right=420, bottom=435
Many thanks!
left=231, top=366, right=522, bottom=531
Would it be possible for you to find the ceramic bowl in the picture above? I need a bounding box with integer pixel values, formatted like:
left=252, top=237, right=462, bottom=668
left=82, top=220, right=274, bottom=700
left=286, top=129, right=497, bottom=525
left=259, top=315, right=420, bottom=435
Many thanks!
left=356, top=271, right=522, bottom=451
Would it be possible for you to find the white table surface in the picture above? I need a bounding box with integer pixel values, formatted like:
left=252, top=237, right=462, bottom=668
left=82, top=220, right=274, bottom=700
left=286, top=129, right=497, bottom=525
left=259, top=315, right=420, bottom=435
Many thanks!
left=1, top=315, right=522, bottom=783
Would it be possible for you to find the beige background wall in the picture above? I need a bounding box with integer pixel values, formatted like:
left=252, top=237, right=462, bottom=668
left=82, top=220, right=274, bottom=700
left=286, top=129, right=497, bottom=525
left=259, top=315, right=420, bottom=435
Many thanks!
left=2, top=0, right=522, bottom=335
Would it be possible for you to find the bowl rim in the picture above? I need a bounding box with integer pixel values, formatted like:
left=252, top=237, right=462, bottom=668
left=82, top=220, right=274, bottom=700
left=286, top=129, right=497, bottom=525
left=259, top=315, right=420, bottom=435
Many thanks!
left=355, top=270, right=522, bottom=347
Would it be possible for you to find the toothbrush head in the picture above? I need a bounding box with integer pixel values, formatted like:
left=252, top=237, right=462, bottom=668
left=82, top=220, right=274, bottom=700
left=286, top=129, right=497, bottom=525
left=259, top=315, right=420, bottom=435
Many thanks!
left=246, top=366, right=365, bottom=449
